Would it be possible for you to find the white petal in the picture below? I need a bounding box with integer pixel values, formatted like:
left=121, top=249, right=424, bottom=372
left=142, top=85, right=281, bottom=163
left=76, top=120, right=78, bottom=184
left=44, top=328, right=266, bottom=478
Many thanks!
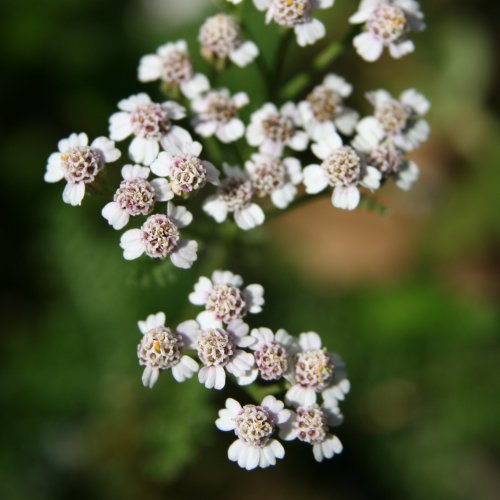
left=171, top=355, right=199, bottom=382
left=180, top=73, right=210, bottom=99
left=142, top=366, right=160, bottom=388
left=170, top=239, right=198, bottom=269
left=360, top=166, right=382, bottom=190
left=188, top=276, right=213, bottom=305
left=400, top=89, right=430, bottom=115
left=298, top=331, right=323, bottom=350
left=287, top=130, right=309, bottom=151
left=353, top=32, right=384, bottom=62
left=203, top=162, right=220, bottom=185
left=234, top=204, right=265, bottom=231
left=160, top=126, right=193, bottom=156
left=243, top=284, right=264, bottom=313
left=252, top=0, right=271, bottom=10
left=335, top=108, right=359, bottom=135
left=215, top=119, right=245, bottom=143
left=271, top=183, right=297, bottom=209
left=195, top=120, right=218, bottom=137
left=120, top=228, right=145, bottom=260
left=229, top=41, right=259, bottom=67
left=294, top=19, right=326, bottom=47
left=44, top=153, right=65, bottom=183
left=332, top=185, right=361, bottom=210
left=323, top=73, right=352, bottom=97
left=150, top=178, right=174, bottom=201
left=163, top=100, right=186, bottom=120
left=118, top=93, right=151, bottom=112
left=121, top=164, right=150, bottom=180
left=233, top=92, right=249, bottom=109
left=311, top=132, right=343, bottom=159
left=303, top=164, right=329, bottom=194
left=245, top=446, right=260, bottom=470
left=285, top=384, right=317, bottom=407
left=102, top=202, right=129, bottom=230
left=352, top=116, right=385, bottom=153
left=203, top=196, right=228, bottom=223
left=228, top=439, right=244, bottom=462
left=212, top=270, right=243, bottom=286
left=62, top=182, right=85, bottom=206
left=109, top=112, right=133, bottom=141
left=389, top=40, right=415, bottom=59
left=90, top=136, right=121, bottom=163
left=196, top=310, right=222, bottom=330
left=175, top=319, right=200, bottom=348
left=138, top=54, right=162, bottom=82
left=129, top=137, right=159, bottom=166
left=166, top=202, right=192, bottom=227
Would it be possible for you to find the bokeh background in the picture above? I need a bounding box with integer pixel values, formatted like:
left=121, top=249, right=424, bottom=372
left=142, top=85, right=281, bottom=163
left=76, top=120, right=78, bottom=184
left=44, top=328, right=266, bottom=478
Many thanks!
left=1, top=0, right=500, bottom=498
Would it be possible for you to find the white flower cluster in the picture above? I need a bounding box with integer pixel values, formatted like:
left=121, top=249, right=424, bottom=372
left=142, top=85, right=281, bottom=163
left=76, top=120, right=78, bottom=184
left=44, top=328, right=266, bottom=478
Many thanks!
left=136, top=270, right=350, bottom=469
left=43, top=0, right=429, bottom=472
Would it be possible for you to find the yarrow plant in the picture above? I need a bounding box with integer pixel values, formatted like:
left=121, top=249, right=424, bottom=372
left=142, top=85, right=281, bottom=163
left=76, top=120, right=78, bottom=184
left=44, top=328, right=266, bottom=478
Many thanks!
left=44, top=0, right=429, bottom=470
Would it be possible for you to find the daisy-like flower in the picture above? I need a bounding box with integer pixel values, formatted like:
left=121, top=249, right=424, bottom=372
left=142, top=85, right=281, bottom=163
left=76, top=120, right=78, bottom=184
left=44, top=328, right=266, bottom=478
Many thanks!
left=298, top=73, right=359, bottom=141
left=109, top=93, right=192, bottom=166
left=285, top=332, right=350, bottom=407
left=352, top=88, right=430, bottom=152
left=303, top=133, right=382, bottom=210
left=254, top=0, right=335, bottom=47
left=191, top=89, right=249, bottom=143
left=198, top=14, right=259, bottom=68
left=102, top=165, right=172, bottom=230
left=245, top=154, right=302, bottom=209
left=241, top=327, right=296, bottom=384
left=189, top=270, right=264, bottom=326
left=246, top=102, right=309, bottom=157
left=44, top=133, right=121, bottom=206
left=352, top=120, right=420, bottom=191
left=119, top=201, right=197, bottom=268
left=138, top=40, right=209, bottom=99
left=150, top=141, right=220, bottom=197
left=280, top=404, right=343, bottom=462
left=137, top=312, right=199, bottom=388
left=216, top=396, right=292, bottom=470
left=203, top=165, right=265, bottom=231
left=350, top=0, right=425, bottom=62
left=178, top=317, right=256, bottom=390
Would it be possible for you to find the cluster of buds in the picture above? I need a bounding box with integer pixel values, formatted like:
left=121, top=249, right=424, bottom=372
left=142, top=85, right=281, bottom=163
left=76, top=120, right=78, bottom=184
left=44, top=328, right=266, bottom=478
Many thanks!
left=137, top=270, right=349, bottom=469
left=43, top=0, right=429, bottom=472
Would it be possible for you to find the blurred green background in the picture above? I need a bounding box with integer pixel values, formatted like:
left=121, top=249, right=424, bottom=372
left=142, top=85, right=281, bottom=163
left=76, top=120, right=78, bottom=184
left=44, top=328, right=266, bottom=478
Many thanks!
left=1, top=0, right=500, bottom=498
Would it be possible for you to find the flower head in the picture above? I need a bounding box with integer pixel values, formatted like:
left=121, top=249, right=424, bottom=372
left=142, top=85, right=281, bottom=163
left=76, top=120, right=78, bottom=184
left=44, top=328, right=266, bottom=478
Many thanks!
left=203, top=165, right=265, bottom=230
left=198, top=14, right=259, bottom=67
left=254, top=0, right=335, bottom=47
left=189, top=270, right=264, bottom=326
left=245, top=154, right=302, bottom=209
left=216, top=396, right=291, bottom=469
left=192, top=88, right=249, bottom=143
left=303, top=133, right=382, bottom=210
left=285, top=332, right=350, bottom=407
left=280, top=404, right=343, bottom=462
left=120, top=202, right=198, bottom=268
left=102, top=165, right=173, bottom=230
left=298, top=73, right=359, bottom=140
left=353, top=88, right=430, bottom=152
left=178, top=317, right=256, bottom=389
left=137, top=312, right=199, bottom=388
left=247, top=102, right=309, bottom=157
left=109, top=93, right=192, bottom=165
left=44, top=133, right=121, bottom=206
left=151, top=141, right=220, bottom=196
left=138, top=40, right=209, bottom=99
left=350, top=0, right=425, bottom=62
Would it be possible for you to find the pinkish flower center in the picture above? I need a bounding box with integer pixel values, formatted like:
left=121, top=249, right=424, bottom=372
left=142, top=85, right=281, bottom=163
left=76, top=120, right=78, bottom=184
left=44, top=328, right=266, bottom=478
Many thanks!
left=204, top=93, right=238, bottom=123
left=137, top=326, right=183, bottom=369
left=307, top=86, right=343, bottom=122
left=197, top=328, right=235, bottom=366
left=272, top=0, right=312, bottom=27
left=367, top=3, right=408, bottom=45
left=170, top=154, right=207, bottom=195
left=262, top=113, right=295, bottom=143
left=141, top=214, right=180, bottom=259
left=294, top=405, right=329, bottom=444
left=369, top=141, right=404, bottom=174
left=322, top=146, right=362, bottom=187
left=375, top=99, right=411, bottom=135
left=249, top=158, right=287, bottom=197
left=206, top=284, right=247, bottom=323
left=294, top=348, right=333, bottom=391
left=115, top=178, right=156, bottom=216
left=255, top=342, right=288, bottom=381
left=199, top=14, right=242, bottom=59
left=235, top=405, right=275, bottom=447
left=61, top=146, right=103, bottom=184
left=220, top=178, right=253, bottom=212
left=131, top=103, right=171, bottom=140
left=161, top=49, right=194, bottom=84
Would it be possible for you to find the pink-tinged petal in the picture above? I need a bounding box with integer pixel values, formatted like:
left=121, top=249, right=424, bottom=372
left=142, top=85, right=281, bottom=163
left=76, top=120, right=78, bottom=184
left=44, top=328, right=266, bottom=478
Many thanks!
left=62, top=182, right=85, bottom=206
left=332, top=185, right=360, bottom=210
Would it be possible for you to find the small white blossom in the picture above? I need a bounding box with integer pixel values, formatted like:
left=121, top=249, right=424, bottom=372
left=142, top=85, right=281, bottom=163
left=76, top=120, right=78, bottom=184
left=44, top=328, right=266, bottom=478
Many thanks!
left=280, top=404, right=343, bottom=462
left=350, top=0, right=425, bottom=62
left=245, top=154, right=302, bottom=209
left=44, top=132, right=121, bottom=206
left=138, top=40, right=209, bottom=99
left=254, top=0, right=335, bottom=47
left=246, top=102, right=308, bottom=157
left=178, top=317, right=256, bottom=390
left=151, top=141, right=220, bottom=196
left=216, top=396, right=292, bottom=470
left=285, top=332, right=350, bottom=407
left=120, top=201, right=198, bottom=268
left=298, top=73, right=359, bottom=141
left=241, top=327, right=296, bottom=384
left=192, top=89, right=249, bottom=143
left=102, top=165, right=173, bottom=230
left=203, top=165, right=265, bottom=231
left=137, top=312, right=199, bottom=388
left=189, top=270, right=264, bottom=326
left=303, top=133, right=381, bottom=210
left=352, top=88, right=430, bottom=152
left=198, top=14, right=259, bottom=67
left=109, top=93, right=192, bottom=166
